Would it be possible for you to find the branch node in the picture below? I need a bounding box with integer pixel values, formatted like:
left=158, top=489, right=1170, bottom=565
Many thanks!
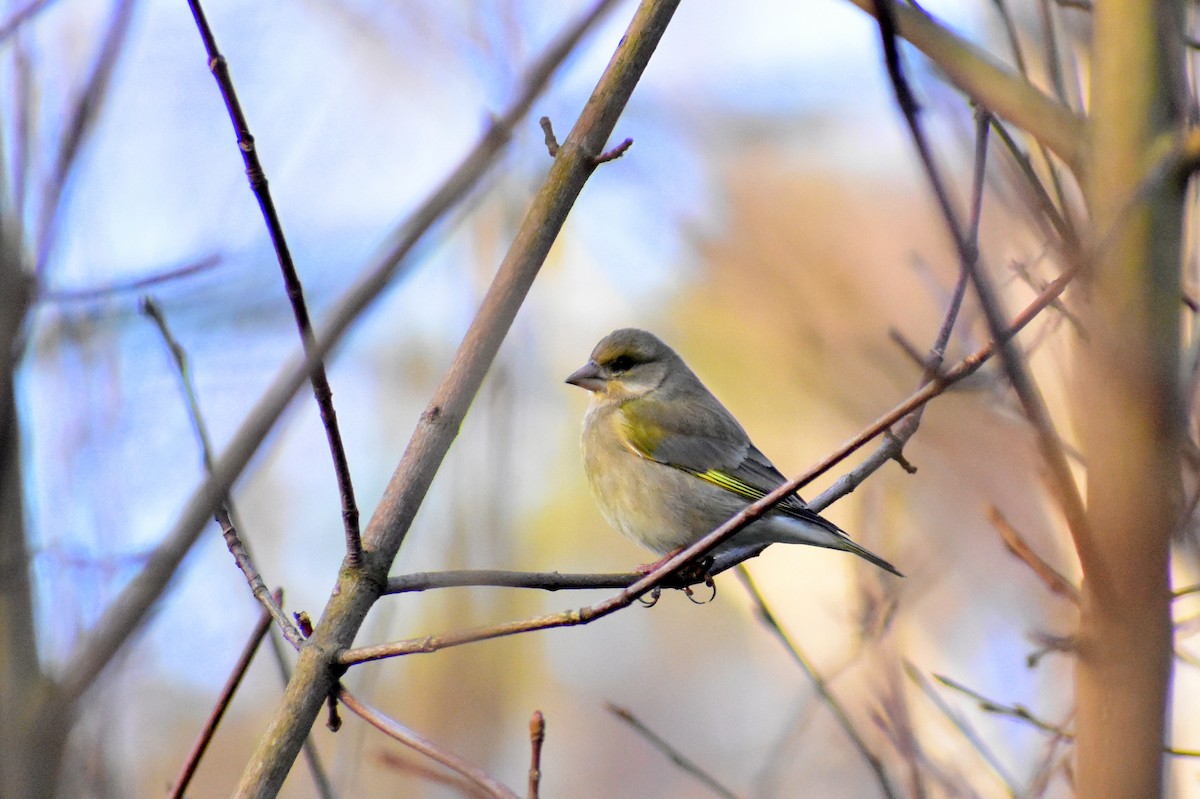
left=325, top=691, right=342, bottom=732
left=593, top=136, right=633, bottom=164
left=539, top=116, right=559, bottom=157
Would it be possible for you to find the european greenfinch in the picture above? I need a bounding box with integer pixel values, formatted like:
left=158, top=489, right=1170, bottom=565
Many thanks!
left=566, top=328, right=901, bottom=576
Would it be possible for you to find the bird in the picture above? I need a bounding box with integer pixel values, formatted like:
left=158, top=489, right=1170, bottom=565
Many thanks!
left=565, top=328, right=901, bottom=577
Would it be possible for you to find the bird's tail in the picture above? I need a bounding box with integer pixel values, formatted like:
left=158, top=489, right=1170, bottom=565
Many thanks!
left=835, top=535, right=903, bottom=577
left=768, top=511, right=904, bottom=577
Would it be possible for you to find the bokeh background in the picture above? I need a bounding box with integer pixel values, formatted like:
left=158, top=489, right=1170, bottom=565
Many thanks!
left=6, top=0, right=1200, bottom=796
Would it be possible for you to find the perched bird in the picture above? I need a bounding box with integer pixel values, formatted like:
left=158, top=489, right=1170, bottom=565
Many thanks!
left=566, top=328, right=901, bottom=576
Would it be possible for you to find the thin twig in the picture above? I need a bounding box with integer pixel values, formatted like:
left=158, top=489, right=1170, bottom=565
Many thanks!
left=902, top=661, right=1018, bottom=793
left=539, top=117, right=560, bottom=157
left=338, top=687, right=520, bottom=799
left=34, top=0, right=137, bottom=276
left=886, top=107, right=991, bottom=457
left=0, top=0, right=57, bottom=43
left=386, top=569, right=640, bottom=594
left=375, top=751, right=491, bottom=798
left=735, top=567, right=896, bottom=799
left=186, top=0, right=363, bottom=566
left=988, top=116, right=1074, bottom=245
left=527, top=711, right=545, bottom=799
left=934, top=674, right=1200, bottom=759
left=846, top=0, right=1086, bottom=176
left=988, top=506, right=1080, bottom=603
left=140, top=297, right=304, bottom=648
left=168, top=591, right=279, bottom=799
left=606, top=703, right=741, bottom=799
left=39, top=253, right=223, bottom=303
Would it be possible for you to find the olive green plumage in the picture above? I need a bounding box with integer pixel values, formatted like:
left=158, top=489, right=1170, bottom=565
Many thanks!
left=566, top=328, right=901, bottom=576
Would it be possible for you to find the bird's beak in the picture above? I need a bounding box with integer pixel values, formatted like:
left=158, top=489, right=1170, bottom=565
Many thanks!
left=565, top=360, right=606, bottom=391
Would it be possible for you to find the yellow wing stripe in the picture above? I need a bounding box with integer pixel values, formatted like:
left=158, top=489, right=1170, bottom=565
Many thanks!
left=692, top=469, right=767, bottom=502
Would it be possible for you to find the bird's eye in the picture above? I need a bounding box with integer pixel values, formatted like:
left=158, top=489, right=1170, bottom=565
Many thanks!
left=609, top=355, right=636, bottom=373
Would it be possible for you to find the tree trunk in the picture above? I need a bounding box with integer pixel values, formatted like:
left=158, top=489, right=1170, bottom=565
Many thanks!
left=1075, top=2, right=1181, bottom=796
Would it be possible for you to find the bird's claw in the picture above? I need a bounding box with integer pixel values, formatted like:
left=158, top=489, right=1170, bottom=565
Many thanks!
left=682, top=576, right=717, bottom=605
left=637, top=586, right=663, bottom=607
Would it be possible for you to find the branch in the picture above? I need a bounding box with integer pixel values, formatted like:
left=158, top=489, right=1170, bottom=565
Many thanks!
left=168, top=592, right=278, bottom=799
left=375, top=266, right=1078, bottom=603
left=987, top=506, right=1080, bottom=603
left=870, top=0, right=1096, bottom=589
left=187, top=0, right=363, bottom=565
left=386, top=569, right=640, bottom=594
left=338, top=687, right=520, bottom=799
left=527, top=711, right=545, bottom=799
left=606, top=703, right=741, bottom=799
left=38, top=253, right=223, bottom=303
left=33, top=0, right=136, bottom=276
left=139, top=298, right=304, bottom=647
left=234, top=2, right=675, bottom=795
left=902, top=661, right=1018, bottom=794
left=52, top=0, right=609, bottom=711
left=845, top=0, right=1086, bottom=177
left=735, top=567, right=896, bottom=799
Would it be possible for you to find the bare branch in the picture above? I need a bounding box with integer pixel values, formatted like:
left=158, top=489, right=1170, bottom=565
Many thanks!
left=902, top=661, right=1018, bottom=793
left=527, top=711, right=545, bottom=799
left=870, top=0, right=1095, bottom=588
left=139, top=298, right=304, bottom=647
left=987, top=506, right=1080, bottom=603
left=186, top=0, right=363, bottom=566
left=234, top=3, right=676, bottom=793
left=735, top=567, right=896, bottom=799
left=845, top=0, right=1086, bottom=176
left=53, top=0, right=610, bottom=712
left=34, top=0, right=136, bottom=276
left=338, top=687, right=520, bottom=799
left=386, top=569, right=640, bottom=594
left=168, top=591, right=278, bottom=799
left=606, top=703, right=741, bottom=799
left=38, top=254, right=224, bottom=304
left=0, top=0, right=56, bottom=43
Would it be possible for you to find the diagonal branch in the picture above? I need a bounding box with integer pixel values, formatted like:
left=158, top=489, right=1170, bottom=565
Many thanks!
left=368, top=266, right=1077, bottom=606
left=52, top=0, right=617, bottom=712
left=845, top=0, right=1086, bottom=177
left=186, top=0, right=363, bottom=565
left=869, top=0, right=1097, bottom=587
left=736, top=567, right=896, bottom=799
left=33, top=0, right=137, bottom=277
left=606, top=703, right=741, bottom=799
left=234, top=2, right=679, bottom=795
left=338, top=686, right=520, bottom=799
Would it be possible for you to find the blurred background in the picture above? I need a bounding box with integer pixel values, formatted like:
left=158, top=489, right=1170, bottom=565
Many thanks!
left=5, top=0, right=1199, bottom=796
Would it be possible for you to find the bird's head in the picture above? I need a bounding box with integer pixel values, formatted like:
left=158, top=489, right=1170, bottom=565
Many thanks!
left=565, top=328, right=678, bottom=402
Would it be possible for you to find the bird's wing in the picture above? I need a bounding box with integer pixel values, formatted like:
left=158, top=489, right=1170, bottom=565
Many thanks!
left=618, top=397, right=814, bottom=518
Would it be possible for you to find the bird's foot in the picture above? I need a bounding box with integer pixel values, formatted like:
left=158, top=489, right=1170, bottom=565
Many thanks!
left=682, top=576, right=717, bottom=605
